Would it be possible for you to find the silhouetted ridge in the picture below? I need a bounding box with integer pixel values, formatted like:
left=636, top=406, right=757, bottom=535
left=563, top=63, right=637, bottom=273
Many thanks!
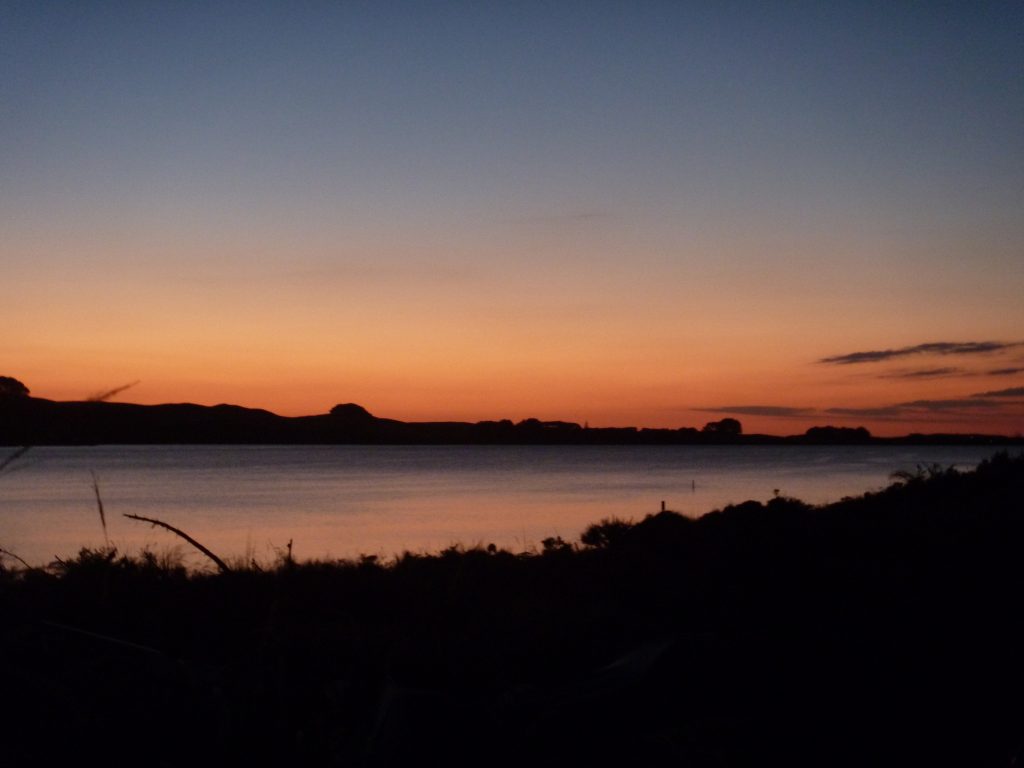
left=1, top=376, right=1020, bottom=445
left=803, top=425, right=872, bottom=443
left=329, top=402, right=375, bottom=421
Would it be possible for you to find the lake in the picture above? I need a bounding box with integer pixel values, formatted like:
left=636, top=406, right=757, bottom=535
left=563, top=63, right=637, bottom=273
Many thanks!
left=0, top=444, right=1012, bottom=567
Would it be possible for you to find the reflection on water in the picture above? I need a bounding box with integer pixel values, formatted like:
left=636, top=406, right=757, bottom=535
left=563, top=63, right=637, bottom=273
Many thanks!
left=0, top=444, right=1007, bottom=566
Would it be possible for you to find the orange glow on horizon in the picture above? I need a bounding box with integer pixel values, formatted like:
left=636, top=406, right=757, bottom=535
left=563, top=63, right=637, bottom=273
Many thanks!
left=3, top=3, right=1022, bottom=443
left=17, top=354, right=1024, bottom=439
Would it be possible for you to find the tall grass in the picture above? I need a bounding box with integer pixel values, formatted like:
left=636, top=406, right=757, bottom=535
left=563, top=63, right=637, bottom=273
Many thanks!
left=123, top=513, right=231, bottom=573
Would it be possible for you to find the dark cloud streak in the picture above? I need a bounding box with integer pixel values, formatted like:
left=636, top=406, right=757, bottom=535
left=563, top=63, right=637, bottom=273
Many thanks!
left=971, top=387, right=1024, bottom=399
left=826, top=399, right=1005, bottom=420
left=879, top=367, right=962, bottom=379
left=899, top=398, right=1000, bottom=411
left=698, top=387, right=1023, bottom=425
left=696, top=405, right=816, bottom=418
left=820, top=341, right=1019, bottom=365
left=825, top=406, right=907, bottom=420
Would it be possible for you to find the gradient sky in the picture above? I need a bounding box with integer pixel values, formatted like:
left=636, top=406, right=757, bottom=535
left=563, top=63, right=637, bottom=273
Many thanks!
left=3, top=1, right=1023, bottom=436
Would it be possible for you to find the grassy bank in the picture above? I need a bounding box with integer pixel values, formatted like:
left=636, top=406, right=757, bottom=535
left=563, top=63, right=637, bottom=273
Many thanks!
left=2, top=452, right=1023, bottom=767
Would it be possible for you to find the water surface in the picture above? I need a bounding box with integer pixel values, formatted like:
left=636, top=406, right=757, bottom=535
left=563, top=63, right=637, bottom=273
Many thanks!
left=0, top=444, right=1008, bottom=567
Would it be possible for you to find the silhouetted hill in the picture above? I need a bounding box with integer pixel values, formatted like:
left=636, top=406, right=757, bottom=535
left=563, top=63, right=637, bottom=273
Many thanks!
left=1, top=390, right=1020, bottom=445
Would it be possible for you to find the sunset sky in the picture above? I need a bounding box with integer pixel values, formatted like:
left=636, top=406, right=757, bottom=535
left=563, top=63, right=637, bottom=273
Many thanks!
left=3, top=1, right=1023, bottom=436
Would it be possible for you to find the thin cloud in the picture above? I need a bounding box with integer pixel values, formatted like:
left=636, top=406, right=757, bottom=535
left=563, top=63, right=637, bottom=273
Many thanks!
left=971, top=387, right=1024, bottom=399
left=280, top=261, right=479, bottom=285
left=504, top=209, right=613, bottom=225
left=820, top=341, right=1019, bottom=365
left=825, top=406, right=908, bottom=420
left=899, top=398, right=1001, bottom=411
left=988, top=367, right=1024, bottom=376
left=879, top=367, right=963, bottom=380
left=697, top=384, right=1024, bottom=425
left=825, top=398, right=1007, bottom=420
left=697, top=405, right=816, bottom=418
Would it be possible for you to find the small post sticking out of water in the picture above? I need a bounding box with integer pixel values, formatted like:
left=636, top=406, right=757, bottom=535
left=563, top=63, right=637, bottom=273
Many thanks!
left=660, top=500, right=666, bottom=512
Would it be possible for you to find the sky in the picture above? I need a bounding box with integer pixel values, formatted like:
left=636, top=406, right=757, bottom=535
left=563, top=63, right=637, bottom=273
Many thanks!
left=2, top=1, right=1023, bottom=436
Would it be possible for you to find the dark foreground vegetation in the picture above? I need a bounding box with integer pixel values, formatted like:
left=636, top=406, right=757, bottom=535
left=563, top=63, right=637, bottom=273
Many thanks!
left=2, top=453, right=1024, bottom=767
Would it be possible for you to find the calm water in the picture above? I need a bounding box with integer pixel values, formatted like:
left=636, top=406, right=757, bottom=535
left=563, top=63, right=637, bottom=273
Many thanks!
left=0, top=444, right=1011, bottom=567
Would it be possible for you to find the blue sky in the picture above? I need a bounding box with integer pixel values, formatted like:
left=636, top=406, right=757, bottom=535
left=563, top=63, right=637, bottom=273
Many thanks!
left=2, top=1, right=1023, bottom=433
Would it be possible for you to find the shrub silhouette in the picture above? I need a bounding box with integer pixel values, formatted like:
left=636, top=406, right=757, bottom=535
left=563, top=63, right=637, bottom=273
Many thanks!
left=580, top=517, right=634, bottom=548
left=0, top=451, right=1021, bottom=767
left=701, top=416, right=742, bottom=435
left=0, top=375, right=29, bottom=398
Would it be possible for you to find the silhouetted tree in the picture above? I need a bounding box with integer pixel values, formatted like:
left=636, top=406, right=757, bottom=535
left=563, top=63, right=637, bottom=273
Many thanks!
left=541, top=536, right=573, bottom=554
left=0, top=376, right=29, bottom=399
left=580, top=517, right=633, bottom=548
left=701, top=417, right=742, bottom=436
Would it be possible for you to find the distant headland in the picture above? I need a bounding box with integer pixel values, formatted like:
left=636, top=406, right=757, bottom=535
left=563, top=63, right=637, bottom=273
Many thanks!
left=1, top=376, right=1019, bottom=446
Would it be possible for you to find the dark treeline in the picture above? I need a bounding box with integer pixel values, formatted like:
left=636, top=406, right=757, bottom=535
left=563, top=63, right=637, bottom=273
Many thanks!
left=1, top=379, right=1018, bottom=445
left=1, top=453, right=1023, bottom=766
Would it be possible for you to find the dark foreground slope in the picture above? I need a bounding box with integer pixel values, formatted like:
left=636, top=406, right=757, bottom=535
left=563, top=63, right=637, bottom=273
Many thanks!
left=2, top=453, right=1023, bottom=767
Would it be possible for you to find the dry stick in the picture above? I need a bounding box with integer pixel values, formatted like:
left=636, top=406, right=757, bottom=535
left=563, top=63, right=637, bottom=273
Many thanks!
left=82, top=383, right=139, bottom=545
left=91, top=470, right=109, bottom=546
left=0, top=445, right=31, bottom=474
left=41, top=620, right=166, bottom=658
left=123, top=513, right=231, bottom=573
left=88, top=379, right=140, bottom=402
left=0, top=546, right=33, bottom=571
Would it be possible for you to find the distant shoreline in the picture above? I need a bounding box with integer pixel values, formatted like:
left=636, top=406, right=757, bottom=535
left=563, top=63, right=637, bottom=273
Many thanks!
left=2, top=394, right=1021, bottom=446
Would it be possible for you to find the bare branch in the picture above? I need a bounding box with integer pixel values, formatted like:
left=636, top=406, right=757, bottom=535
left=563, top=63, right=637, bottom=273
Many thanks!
left=123, top=513, right=231, bottom=573
left=88, top=380, right=140, bottom=402
left=0, top=445, right=31, bottom=474
left=0, top=546, right=33, bottom=571
left=91, top=471, right=109, bottom=545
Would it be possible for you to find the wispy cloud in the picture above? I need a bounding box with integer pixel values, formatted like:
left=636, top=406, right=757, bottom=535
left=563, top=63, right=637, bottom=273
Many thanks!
left=696, top=405, right=816, bottom=418
left=825, top=406, right=907, bottom=420
left=988, top=367, right=1024, bottom=376
left=820, top=341, right=1019, bottom=365
left=697, top=388, right=1024, bottom=425
left=503, top=209, right=613, bottom=225
left=898, top=398, right=1002, bottom=411
left=825, top=398, right=1006, bottom=421
left=879, top=367, right=963, bottom=380
left=971, top=387, right=1024, bottom=399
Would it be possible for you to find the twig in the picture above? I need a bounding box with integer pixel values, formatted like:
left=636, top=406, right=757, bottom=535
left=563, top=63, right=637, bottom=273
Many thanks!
left=0, top=546, right=33, bottom=571
left=123, top=513, right=231, bottom=573
left=88, top=380, right=140, bottom=402
left=0, top=445, right=31, bottom=474
left=91, top=471, right=109, bottom=545
left=40, top=620, right=167, bottom=658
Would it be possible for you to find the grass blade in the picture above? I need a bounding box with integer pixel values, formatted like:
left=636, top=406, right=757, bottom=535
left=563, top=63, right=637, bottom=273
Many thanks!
left=123, top=513, right=231, bottom=573
left=91, top=470, right=109, bottom=546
